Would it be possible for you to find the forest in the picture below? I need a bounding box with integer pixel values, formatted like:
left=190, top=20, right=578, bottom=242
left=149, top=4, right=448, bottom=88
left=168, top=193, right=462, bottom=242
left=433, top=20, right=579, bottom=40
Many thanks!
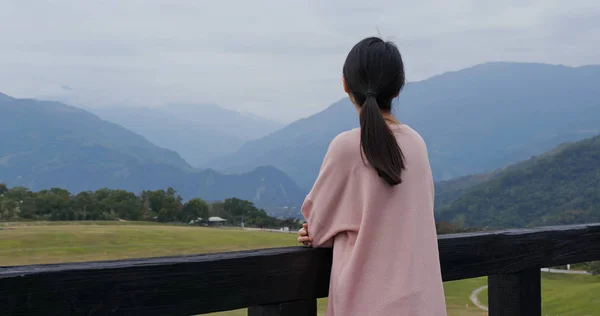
left=436, top=135, right=600, bottom=228
left=0, top=183, right=299, bottom=229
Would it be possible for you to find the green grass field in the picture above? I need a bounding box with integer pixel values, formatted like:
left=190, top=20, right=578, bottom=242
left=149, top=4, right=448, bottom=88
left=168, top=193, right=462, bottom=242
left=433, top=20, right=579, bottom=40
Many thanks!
left=477, top=273, right=600, bottom=316
left=0, top=221, right=298, bottom=265
left=2, top=222, right=599, bottom=316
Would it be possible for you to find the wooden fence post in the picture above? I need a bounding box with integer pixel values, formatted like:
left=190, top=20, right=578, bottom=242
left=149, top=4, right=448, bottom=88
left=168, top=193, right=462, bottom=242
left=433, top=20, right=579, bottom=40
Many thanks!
left=248, top=300, right=318, bottom=316
left=488, top=268, right=541, bottom=316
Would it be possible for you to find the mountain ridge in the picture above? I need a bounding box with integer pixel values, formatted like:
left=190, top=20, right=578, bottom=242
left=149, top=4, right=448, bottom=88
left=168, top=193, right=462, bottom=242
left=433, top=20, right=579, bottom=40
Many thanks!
left=204, top=98, right=358, bottom=188
left=435, top=134, right=600, bottom=228
left=206, top=62, right=600, bottom=189
left=0, top=93, right=305, bottom=210
left=88, top=103, right=282, bottom=166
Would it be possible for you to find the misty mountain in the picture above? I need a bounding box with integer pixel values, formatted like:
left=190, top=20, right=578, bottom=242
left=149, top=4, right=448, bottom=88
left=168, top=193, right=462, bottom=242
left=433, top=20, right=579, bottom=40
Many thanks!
left=89, top=103, right=282, bottom=166
left=435, top=134, right=600, bottom=228
left=204, top=98, right=358, bottom=189
left=206, top=62, right=600, bottom=189
left=0, top=93, right=304, bottom=209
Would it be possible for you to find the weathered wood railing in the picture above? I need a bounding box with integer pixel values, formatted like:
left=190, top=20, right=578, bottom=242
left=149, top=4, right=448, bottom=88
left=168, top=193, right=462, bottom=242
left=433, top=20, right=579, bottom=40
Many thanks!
left=1, top=224, right=600, bottom=316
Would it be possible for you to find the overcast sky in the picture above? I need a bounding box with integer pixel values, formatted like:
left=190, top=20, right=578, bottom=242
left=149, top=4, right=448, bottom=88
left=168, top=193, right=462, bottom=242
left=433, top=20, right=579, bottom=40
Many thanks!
left=1, top=0, right=599, bottom=122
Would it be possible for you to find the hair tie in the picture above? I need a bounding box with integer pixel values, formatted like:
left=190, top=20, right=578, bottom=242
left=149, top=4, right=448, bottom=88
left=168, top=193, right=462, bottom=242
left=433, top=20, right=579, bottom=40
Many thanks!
left=365, top=92, right=377, bottom=98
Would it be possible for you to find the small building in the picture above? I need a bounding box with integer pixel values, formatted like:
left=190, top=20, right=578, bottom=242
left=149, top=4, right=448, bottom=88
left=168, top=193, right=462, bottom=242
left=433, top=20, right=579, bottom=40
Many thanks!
left=208, top=216, right=227, bottom=227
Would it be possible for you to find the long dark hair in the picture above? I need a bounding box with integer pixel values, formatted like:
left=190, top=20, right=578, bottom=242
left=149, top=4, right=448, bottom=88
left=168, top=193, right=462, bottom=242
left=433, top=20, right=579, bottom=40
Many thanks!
left=342, top=37, right=406, bottom=186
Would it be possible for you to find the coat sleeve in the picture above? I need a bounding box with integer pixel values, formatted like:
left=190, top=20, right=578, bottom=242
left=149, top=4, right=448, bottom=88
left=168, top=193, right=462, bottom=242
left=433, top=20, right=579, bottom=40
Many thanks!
left=301, top=134, right=356, bottom=248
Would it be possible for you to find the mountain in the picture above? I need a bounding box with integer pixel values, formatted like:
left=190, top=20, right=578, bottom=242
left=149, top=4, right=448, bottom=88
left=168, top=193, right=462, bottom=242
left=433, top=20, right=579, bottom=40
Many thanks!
left=0, top=93, right=305, bottom=209
left=127, top=165, right=306, bottom=211
left=161, top=103, right=282, bottom=141
left=89, top=103, right=282, bottom=166
left=435, top=134, right=600, bottom=228
left=432, top=139, right=581, bottom=210
left=204, top=98, right=359, bottom=189
left=206, top=62, right=600, bottom=189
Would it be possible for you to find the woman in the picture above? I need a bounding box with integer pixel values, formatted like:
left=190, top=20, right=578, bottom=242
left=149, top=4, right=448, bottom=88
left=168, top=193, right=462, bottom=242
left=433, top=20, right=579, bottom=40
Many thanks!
left=297, top=37, right=447, bottom=315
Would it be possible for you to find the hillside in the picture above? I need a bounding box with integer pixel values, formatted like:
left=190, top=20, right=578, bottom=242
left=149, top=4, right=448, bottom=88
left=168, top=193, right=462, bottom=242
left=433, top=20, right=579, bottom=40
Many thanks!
left=206, top=62, right=600, bottom=189
left=0, top=93, right=305, bottom=209
left=433, top=139, right=584, bottom=209
left=205, top=98, right=358, bottom=189
left=435, top=135, right=600, bottom=228
left=89, top=103, right=282, bottom=165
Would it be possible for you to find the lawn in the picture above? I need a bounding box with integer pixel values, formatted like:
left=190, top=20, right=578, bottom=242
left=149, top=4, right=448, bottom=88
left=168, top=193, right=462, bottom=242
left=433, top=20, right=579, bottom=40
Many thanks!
left=0, top=221, right=298, bottom=265
left=209, top=278, right=488, bottom=316
left=2, top=222, right=598, bottom=315
left=477, top=273, right=600, bottom=316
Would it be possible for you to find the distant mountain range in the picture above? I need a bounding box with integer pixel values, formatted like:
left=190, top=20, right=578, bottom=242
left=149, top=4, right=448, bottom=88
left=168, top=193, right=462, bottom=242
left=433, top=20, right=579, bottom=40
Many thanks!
left=3, top=61, right=600, bottom=222
left=203, top=98, right=358, bottom=189
left=434, top=134, right=600, bottom=228
left=205, top=62, right=600, bottom=189
left=88, top=103, right=282, bottom=166
left=0, top=93, right=304, bottom=210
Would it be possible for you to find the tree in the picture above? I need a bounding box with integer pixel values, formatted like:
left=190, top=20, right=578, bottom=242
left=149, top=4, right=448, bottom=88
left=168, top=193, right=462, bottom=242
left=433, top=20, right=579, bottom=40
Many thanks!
left=0, top=184, right=285, bottom=227
left=223, top=197, right=256, bottom=222
left=149, top=188, right=183, bottom=222
left=72, top=191, right=102, bottom=220
left=586, top=261, right=600, bottom=275
left=4, top=186, right=31, bottom=202
left=280, top=217, right=300, bottom=229
left=157, top=208, right=172, bottom=222
left=0, top=197, right=18, bottom=220
left=101, top=189, right=142, bottom=220
left=139, top=190, right=152, bottom=220
left=36, top=188, right=73, bottom=220
left=4, top=187, right=37, bottom=219
left=0, top=183, right=7, bottom=195
left=181, top=198, right=209, bottom=223
left=210, top=202, right=228, bottom=218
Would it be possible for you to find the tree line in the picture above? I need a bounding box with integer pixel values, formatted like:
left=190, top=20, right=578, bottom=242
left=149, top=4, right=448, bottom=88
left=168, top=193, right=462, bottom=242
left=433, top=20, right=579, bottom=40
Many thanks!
left=0, top=183, right=512, bottom=234
left=2, top=183, right=598, bottom=273
left=0, top=183, right=299, bottom=229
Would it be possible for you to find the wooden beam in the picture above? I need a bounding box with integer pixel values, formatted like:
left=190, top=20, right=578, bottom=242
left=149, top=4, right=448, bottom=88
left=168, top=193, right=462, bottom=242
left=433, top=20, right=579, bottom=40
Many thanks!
left=438, top=223, right=600, bottom=281
left=488, top=268, right=542, bottom=316
left=0, top=248, right=332, bottom=316
left=248, top=300, right=317, bottom=316
left=1, top=223, right=600, bottom=315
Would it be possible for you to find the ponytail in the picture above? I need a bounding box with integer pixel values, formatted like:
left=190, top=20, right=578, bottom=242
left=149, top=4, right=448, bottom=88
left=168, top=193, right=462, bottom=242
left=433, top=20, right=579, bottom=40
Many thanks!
left=343, top=36, right=407, bottom=185
left=359, top=93, right=405, bottom=186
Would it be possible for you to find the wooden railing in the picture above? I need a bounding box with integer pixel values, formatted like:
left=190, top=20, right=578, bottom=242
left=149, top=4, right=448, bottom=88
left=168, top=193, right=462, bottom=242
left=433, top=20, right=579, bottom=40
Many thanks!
left=1, top=223, right=600, bottom=316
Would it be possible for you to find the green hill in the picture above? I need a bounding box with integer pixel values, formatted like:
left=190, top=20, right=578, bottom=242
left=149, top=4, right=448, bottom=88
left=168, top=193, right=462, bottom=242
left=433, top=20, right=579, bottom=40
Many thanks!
left=435, top=135, right=600, bottom=228
left=206, top=62, right=600, bottom=189
left=0, top=93, right=306, bottom=210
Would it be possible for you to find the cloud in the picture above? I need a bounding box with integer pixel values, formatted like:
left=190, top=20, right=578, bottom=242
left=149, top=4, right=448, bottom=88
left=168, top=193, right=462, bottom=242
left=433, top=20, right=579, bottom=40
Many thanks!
left=0, top=0, right=598, bottom=122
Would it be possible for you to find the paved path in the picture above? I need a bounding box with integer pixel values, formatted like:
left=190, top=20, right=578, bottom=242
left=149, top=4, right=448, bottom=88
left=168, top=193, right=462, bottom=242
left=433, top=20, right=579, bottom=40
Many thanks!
left=243, top=227, right=294, bottom=234
left=469, top=285, right=489, bottom=312
left=541, top=267, right=590, bottom=275
left=468, top=268, right=590, bottom=311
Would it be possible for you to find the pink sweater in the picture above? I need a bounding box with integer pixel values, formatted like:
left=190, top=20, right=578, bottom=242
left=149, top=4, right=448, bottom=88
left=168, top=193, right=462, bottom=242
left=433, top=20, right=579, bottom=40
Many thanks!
left=302, top=124, right=447, bottom=316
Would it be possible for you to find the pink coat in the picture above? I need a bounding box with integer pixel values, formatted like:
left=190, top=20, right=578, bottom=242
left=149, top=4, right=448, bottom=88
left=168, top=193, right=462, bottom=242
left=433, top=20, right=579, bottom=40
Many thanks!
left=302, top=124, right=447, bottom=315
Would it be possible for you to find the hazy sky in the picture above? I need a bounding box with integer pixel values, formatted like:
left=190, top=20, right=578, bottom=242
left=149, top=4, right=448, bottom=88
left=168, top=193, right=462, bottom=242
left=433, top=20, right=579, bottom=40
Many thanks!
left=1, top=0, right=599, bottom=122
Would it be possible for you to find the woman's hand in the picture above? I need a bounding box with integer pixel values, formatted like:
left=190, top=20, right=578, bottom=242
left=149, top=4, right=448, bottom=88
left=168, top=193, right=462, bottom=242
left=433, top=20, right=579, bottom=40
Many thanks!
left=297, top=223, right=313, bottom=247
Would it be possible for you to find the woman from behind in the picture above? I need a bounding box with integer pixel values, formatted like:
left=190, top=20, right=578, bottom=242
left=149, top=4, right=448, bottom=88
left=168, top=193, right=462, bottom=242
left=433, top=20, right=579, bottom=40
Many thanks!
left=298, top=37, right=447, bottom=315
